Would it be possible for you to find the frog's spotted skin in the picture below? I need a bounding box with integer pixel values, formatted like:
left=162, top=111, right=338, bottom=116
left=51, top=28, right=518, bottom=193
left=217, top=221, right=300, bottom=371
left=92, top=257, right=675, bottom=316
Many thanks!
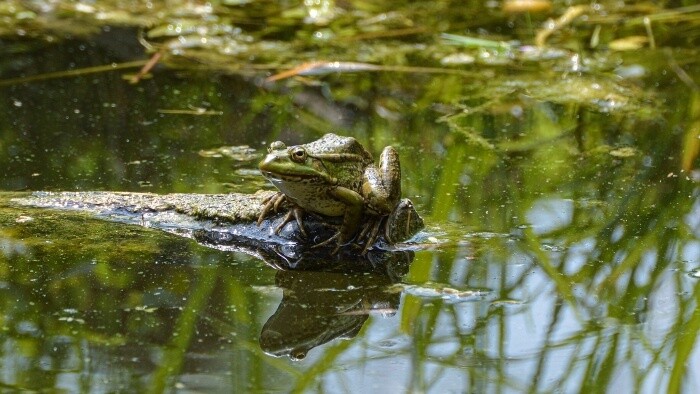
left=258, top=133, right=401, bottom=250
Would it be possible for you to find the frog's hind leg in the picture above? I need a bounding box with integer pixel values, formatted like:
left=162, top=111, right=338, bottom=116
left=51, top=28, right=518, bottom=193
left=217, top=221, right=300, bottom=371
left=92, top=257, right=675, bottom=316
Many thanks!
left=363, top=147, right=401, bottom=215
left=358, top=216, right=385, bottom=255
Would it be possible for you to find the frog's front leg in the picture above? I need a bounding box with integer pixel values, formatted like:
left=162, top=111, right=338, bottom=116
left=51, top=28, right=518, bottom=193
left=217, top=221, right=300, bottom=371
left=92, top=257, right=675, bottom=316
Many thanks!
left=258, top=192, right=307, bottom=236
left=362, top=146, right=401, bottom=215
left=257, top=192, right=287, bottom=225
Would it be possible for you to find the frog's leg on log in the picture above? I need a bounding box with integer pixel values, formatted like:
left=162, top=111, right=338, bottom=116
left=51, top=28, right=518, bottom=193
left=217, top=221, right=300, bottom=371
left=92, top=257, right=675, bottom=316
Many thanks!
left=357, top=215, right=386, bottom=254
left=257, top=192, right=284, bottom=224
left=313, top=186, right=364, bottom=253
left=257, top=192, right=307, bottom=236
left=274, top=206, right=307, bottom=236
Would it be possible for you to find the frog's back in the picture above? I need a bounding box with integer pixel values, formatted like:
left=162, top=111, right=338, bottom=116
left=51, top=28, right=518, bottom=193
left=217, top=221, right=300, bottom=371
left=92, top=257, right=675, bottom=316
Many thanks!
left=309, top=133, right=374, bottom=163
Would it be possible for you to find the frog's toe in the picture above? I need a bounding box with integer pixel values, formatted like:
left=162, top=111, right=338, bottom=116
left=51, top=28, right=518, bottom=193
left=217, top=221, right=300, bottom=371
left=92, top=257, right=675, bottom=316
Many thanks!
left=311, top=232, right=340, bottom=250
left=257, top=202, right=273, bottom=226
left=258, top=192, right=284, bottom=225
left=358, top=217, right=385, bottom=254
left=273, top=206, right=307, bottom=237
left=273, top=210, right=295, bottom=234
left=291, top=207, right=307, bottom=237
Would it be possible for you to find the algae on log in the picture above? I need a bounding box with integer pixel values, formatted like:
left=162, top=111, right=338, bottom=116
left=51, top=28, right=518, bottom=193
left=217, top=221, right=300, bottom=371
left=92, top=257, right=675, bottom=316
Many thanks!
left=10, top=191, right=425, bottom=265
left=12, top=190, right=275, bottom=223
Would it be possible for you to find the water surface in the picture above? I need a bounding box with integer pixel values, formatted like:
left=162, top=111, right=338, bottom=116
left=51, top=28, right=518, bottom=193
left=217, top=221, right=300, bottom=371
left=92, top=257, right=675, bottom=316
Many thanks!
left=1, top=2, right=699, bottom=392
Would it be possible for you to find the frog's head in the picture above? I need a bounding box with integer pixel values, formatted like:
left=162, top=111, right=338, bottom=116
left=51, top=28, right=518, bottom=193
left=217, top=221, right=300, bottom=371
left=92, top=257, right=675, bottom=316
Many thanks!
left=258, top=134, right=371, bottom=186
left=259, top=141, right=336, bottom=185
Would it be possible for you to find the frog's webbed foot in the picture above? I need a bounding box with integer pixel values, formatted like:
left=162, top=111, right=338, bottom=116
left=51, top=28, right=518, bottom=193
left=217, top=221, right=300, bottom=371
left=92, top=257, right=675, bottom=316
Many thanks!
left=310, top=214, right=385, bottom=255
left=274, top=206, right=307, bottom=237
left=313, top=219, right=377, bottom=255
left=258, top=193, right=308, bottom=237
left=257, top=192, right=287, bottom=225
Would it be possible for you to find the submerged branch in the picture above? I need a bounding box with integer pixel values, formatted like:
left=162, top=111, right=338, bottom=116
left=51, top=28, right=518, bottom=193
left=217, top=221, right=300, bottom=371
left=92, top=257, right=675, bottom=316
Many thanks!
left=0, top=60, right=147, bottom=86
left=265, top=61, right=476, bottom=82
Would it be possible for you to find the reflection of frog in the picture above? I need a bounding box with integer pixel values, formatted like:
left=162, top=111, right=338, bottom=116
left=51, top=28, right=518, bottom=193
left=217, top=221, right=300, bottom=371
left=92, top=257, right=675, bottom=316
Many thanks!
left=258, top=133, right=401, bottom=251
left=260, top=267, right=408, bottom=360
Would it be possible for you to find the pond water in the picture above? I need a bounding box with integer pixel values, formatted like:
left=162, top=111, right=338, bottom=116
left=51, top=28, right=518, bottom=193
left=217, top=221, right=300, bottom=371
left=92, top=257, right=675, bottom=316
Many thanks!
left=1, top=2, right=700, bottom=393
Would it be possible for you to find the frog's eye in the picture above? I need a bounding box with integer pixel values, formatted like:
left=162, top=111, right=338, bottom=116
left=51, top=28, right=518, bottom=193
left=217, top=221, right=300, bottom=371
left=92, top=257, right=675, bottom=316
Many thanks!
left=289, top=147, right=307, bottom=163
left=269, top=141, right=286, bottom=152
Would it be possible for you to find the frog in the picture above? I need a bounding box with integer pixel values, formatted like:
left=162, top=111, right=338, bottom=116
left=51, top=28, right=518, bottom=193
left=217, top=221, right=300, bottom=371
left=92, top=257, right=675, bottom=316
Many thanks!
left=257, top=133, right=401, bottom=252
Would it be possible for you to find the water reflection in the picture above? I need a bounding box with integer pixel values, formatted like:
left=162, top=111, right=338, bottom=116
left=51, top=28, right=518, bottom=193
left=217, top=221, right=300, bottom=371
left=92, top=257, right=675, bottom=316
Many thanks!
left=0, top=199, right=422, bottom=390
left=0, top=178, right=698, bottom=392
left=260, top=268, right=407, bottom=360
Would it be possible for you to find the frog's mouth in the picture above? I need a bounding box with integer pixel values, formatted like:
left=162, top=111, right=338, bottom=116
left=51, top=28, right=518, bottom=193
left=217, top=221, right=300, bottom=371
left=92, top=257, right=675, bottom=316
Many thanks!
left=261, top=171, right=329, bottom=183
left=261, top=171, right=310, bottom=181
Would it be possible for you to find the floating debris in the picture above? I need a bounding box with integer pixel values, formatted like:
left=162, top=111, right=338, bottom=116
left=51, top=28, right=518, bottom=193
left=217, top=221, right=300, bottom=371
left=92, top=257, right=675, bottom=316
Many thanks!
left=389, top=282, right=491, bottom=303
left=58, top=316, right=86, bottom=324
left=266, top=61, right=381, bottom=82
left=198, top=145, right=260, bottom=161
left=441, top=33, right=513, bottom=50
left=609, top=36, right=649, bottom=51
left=464, top=231, right=516, bottom=240
left=503, top=0, right=552, bottom=14
left=609, top=147, right=638, bottom=158
left=440, top=53, right=476, bottom=65
left=489, top=298, right=527, bottom=308
left=535, top=5, right=590, bottom=47
left=157, top=107, right=224, bottom=116
left=541, top=243, right=567, bottom=252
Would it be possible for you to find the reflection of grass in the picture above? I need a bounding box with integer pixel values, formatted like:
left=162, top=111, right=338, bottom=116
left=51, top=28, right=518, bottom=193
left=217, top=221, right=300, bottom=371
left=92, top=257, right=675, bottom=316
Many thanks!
left=683, top=91, right=700, bottom=171
left=289, top=336, right=355, bottom=393
left=669, top=280, right=700, bottom=393
left=149, top=265, right=219, bottom=393
left=387, top=76, right=699, bottom=391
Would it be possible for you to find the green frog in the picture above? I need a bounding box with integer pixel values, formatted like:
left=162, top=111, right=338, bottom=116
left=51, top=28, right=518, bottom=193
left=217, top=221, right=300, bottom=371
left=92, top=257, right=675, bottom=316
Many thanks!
left=258, top=133, right=401, bottom=251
